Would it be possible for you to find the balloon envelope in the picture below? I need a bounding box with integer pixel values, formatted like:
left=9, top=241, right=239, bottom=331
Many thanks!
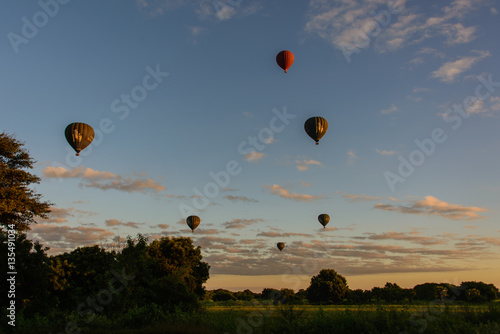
left=318, top=214, right=330, bottom=228
left=186, top=215, right=200, bottom=232
left=277, top=242, right=285, bottom=252
left=304, top=117, right=328, bottom=145
left=276, top=50, right=294, bottom=73
left=65, top=123, right=94, bottom=156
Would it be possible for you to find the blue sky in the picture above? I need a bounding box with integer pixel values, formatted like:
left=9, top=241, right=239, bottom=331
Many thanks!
left=1, top=0, right=499, bottom=292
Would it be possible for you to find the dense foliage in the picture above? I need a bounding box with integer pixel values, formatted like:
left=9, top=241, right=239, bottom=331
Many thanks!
left=0, top=132, right=52, bottom=231
left=306, top=269, right=349, bottom=304
left=0, top=232, right=210, bottom=332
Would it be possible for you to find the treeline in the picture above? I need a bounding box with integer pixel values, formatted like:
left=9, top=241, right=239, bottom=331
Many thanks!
left=1, top=231, right=499, bottom=332
left=0, top=232, right=209, bottom=330
left=207, top=281, right=499, bottom=305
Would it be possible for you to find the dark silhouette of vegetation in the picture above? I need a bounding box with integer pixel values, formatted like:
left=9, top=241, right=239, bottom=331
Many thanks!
left=0, top=132, right=52, bottom=231
left=306, top=269, right=349, bottom=304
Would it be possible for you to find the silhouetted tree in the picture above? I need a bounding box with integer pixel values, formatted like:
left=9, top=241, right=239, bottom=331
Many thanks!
left=0, top=231, right=53, bottom=315
left=306, top=269, right=348, bottom=304
left=0, top=132, right=52, bottom=231
left=460, top=281, right=498, bottom=302
left=211, top=289, right=236, bottom=301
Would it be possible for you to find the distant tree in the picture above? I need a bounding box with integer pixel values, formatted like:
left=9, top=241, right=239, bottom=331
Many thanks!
left=346, top=289, right=371, bottom=304
left=381, top=282, right=405, bottom=303
left=460, top=281, right=498, bottom=302
left=235, top=289, right=256, bottom=301
left=414, top=283, right=459, bottom=302
left=306, top=269, right=348, bottom=304
left=434, top=285, right=448, bottom=302
left=371, top=287, right=383, bottom=303
left=280, top=288, right=299, bottom=304
left=212, top=289, right=236, bottom=302
left=261, top=288, right=281, bottom=301
left=0, top=132, right=52, bottom=231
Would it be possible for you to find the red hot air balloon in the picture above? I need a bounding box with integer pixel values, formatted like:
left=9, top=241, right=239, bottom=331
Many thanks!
left=276, top=50, right=294, bottom=73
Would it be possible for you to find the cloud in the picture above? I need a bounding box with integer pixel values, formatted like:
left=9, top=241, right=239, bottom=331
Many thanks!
left=42, top=166, right=166, bottom=194
left=375, top=149, right=396, bottom=156
left=412, top=87, right=429, bottom=93
left=380, top=104, right=399, bottom=114
left=374, top=195, right=488, bottom=220
left=244, top=152, right=265, bottom=163
left=187, top=25, right=205, bottom=43
left=38, top=207, right=73, bottom=224
left=153, top=224, right=170, bottom=229
left=242, top=111, right=254, bottom=119
left=342, top=193, right=382, bottom=202
left=263, top=184, right=325, bottom=202
left=224, top=195, right=258, bottom=203
left=136, top=0, right=188, bottom=16
left=28, top=224, right=114, bottom=254
left=432, top=51, right=491, bottom=83
left=489, top=96, right=500, bottom=111
left=442, top=23, right=476, bottom=45
left=222, top=218, right=264, bottom=229
left=295, top=159, right=323, bottom=171
left=347, top=150, right=357, bottom=165
left=362, top=231, right=445, bottom=245
left=305, top=0, right=486, bottom=56
left=36, top=207, right=96, bottom=224
left=256, top=231, right=314, bottom=238
left=104, top=219, right=142, bottom=229
left=465, top=97, right=488, bottom=114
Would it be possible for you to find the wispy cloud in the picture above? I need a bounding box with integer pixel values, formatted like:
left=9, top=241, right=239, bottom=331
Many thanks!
left=42, top=166, right=166, bottom=194
left=295, top=159, right=323, bottom=171
left=263, top=184, right=325, bottom=202
left=375, top=149, right=397, bottom=156
left=37, top=207, right=96, bottom=224
left=222, top=218, right=264, bottom=229
left=244, top=152, right=265, bottom=163
left=432, top=50, right=491, bottom=83
left=342, top=193, right=382, bottom=203
left=28, top=224, right=114, bottom=254
left=374, top=195, right=488, bottom=220
left=442, top=23, right=476, bottom=45
left=305, top=0, right=485, bottom=56
left=347, top=150, right=357, bottom=165
left=224, top=195, right=258, bottom=203
left=256, top=231, right=314, bottom=238
left=105, top=219, right=142, bottom=229
left=362, top=231, right=445, bottom=245
left=380, top=104, right=399, bottom=114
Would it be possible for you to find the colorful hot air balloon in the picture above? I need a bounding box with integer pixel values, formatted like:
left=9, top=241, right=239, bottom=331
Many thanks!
left=65, top=123, right=95, bottom=156
left=276, top=50, right=294, bottom=73
left=186, top=215, right=200, bottom=232
left=318, top=214, right=330, bottom=228
left=277, top=242, right=285, bottom=252
left=304, top=117, right=328, bottom=145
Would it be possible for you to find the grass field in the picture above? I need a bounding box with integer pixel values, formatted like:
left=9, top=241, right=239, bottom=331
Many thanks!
left=11, top=301, right=500, bottom=334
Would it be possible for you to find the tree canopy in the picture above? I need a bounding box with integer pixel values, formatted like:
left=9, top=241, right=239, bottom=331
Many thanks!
left=0, top=132, right=52, bottom=232
left=306, top=269, right=348, bottom=304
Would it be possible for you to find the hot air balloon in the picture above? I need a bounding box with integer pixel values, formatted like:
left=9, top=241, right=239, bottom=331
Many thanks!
left=65, top=123, right=94, bottom=156
left=318, top=214, right=330, bottom=228
left=276, top=50, right=294, bottom=73
left=186, top=215, right=200, bottom=232
left=277, top=242, right=285, bottom=252
left=304, top=117, right=328, bottom=145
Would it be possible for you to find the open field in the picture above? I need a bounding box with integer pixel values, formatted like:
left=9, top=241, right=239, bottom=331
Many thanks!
left=11, top=302, right=500, bottom=334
